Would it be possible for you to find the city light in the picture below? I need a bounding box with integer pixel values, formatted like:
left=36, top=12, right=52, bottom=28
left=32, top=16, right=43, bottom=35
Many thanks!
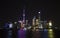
left=38, top=12, right=40, bottom=14
left=49, top=21, right=52, bottom=26
left=39, top=24, right=43, bottom=29
left=18, top=21, right=22, bottom=23
left=9, top=23, right=13, bottom=28
left=32, top=17, right=36, bottom=26
left=28, top=26, right=31, bottom=29
left=26, top=20, right=28, bottom=25
left=23, top=27, right=27, bottom=30
left=14, top=22, right=17, bottom=24
left=48, top=29, right=53, bottom=31
left=36, top=19, right=39, bottom=25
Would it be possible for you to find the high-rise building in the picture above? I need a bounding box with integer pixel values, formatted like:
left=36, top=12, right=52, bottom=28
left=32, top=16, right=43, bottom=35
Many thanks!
left=36, top=19, right=39, bottom=25
left=23, top=9, right=25, bottom=24
left=22, top=8, right=26, bottom=28
left=32, top=16, right=36, bottom=26
left=26, top=20, right=28, bottom=27
left=35, top=19, right=39, bottom=29
left=38, top=12, right=41, bottom=28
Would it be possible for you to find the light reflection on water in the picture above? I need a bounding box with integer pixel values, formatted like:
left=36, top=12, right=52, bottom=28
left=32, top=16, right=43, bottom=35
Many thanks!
left=43, top=29, right=48, bottom=38
left=17, top=29, right=54, bottom=38
left=48, top=29, right=54, bottom=38
left=41, top=29, right=54, bottom=38
left=7, top=30, right=12, bottom=38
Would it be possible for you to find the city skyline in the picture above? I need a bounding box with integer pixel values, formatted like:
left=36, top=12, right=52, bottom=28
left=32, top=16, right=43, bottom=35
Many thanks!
left=0, top=0, right=59, bottom=27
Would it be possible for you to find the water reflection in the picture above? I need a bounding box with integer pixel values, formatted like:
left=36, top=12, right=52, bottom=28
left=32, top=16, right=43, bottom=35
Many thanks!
left=43, top=29, right=48, bottom=38
left=48, top=29, right=54, bottom=38
left=18, top=28, right=26, bottom=38
left=2, top=28, right=55, bottom=38
left=17, top=29, right=54, bottom=38
left=7, top=30, right=12, bottom=38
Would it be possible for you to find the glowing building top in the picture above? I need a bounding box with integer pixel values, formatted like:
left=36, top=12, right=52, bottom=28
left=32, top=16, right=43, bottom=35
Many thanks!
left=23, top=8, right=25, bottom=24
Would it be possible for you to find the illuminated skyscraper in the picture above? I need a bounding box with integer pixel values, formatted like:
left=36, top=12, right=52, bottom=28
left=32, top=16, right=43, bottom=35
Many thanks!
left=26, top=20, right=28, bottom=26
left=36, top=19, right=39, bottom=25
left=32, top=16, right=36, bottom=26
left=38, top=12, right=41, bottom=27
left=22, top=7, right=26, bottom=27
left=23, top=9, right=25, bottom=24
left=48, top=20, right=52, bottom=29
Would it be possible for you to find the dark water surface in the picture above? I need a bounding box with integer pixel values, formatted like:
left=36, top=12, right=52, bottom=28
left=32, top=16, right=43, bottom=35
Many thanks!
left=0, top=29, right=60, bottom=38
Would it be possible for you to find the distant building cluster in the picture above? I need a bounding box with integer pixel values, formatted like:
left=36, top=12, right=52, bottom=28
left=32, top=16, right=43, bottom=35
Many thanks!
left=4, top=9, right=53, bottom=31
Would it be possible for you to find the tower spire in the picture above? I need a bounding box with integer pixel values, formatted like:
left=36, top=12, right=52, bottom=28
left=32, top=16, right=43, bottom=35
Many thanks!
left=23, top=6, right=26, bottom=24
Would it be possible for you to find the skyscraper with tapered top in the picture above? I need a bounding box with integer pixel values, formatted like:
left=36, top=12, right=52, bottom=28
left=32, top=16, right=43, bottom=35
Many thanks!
left=22, top=6, right=26, bottom=27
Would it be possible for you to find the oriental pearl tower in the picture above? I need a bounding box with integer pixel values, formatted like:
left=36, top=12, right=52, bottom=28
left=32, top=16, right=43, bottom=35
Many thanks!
left=22, top=6, right=26, bottom=28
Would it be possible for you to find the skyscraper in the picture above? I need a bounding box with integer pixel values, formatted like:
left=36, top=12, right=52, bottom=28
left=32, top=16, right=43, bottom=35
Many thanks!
left=38, top=12, right=41, bottom=27
left=22, top=6, right=26, bottom=28
left=32, top=16, right=36, bottom=26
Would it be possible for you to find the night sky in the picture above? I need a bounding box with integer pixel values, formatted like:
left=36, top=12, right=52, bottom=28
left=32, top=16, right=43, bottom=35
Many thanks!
left=0, top=0, right=60, bottom=27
